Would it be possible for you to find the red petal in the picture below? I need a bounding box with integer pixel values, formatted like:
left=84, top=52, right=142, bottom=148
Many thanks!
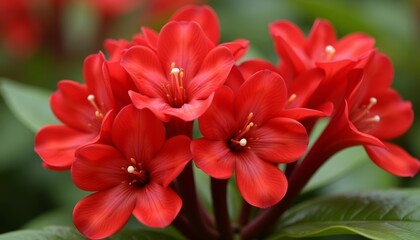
left=352, top=53, right=393, bottom=103
left=163, top=95, right=215, bottom=122
left=140, top=26, right=159, bottom=50
left=286, top=69, right=324, bottom=108
left=188, top=46, right=235, bottom=100
left=238, top=59, right=278, bottom=81
left=157, top=21, right=211, bottom=80
left=191, top=138, right=236, bottom=179
left=112, top=105, right=165, bottom=162
left=149, top=136, right=192, bottom=187
left=235, top=70, right=287, bottom=125
left=35, top=125, right=97, bottom=169
left=84, top=53, right=114, bottom=111
left=322, top=101, right=384, bottom=151
left=170, top=4, right=220, bottom=45
left=335, top=33, right=375, bottom=60
left=197, top=86, right=235, bottom=139
left=219, top=39, right=249, bottom=60
left=269, top=21, right=308, bottom=72
left=251, top=117, right=308, bottom=163
left=73, top=185, right=136, bottom=239
left=365, top=142, right=420, bottom=177
left=129, top=91, right=171, bottom=122
left=282, top=102, right=333, bottom=121
left=133, top=182, right=182, bottom=228
left=104, top=61, right=137, bottom=110
left=306, top=19, right=336, bottom=60
left=235, top=152, right=288, bottom=208
left=224, top=65, right=245, bottom=93
left=72, top=144, right=127, bottom=191
left=50, top=81, right=92, bottom=132
left=121, top=46, right=167, bottom=99
left=369, top=89, right=414, bottom=139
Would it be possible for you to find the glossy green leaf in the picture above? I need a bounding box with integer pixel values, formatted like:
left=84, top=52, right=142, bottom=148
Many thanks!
left=0, top=226, right=185, bottom=240
left=0, top=79, right=58, bottom=133
left=0, top=226, right=84, bottom=240
left=272, top=190, right=420, bottom=239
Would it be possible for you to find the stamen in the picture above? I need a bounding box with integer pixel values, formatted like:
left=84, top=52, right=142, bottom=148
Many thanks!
left=324, top=45, right=336, bottom=60
left=164, top=62, right=187, bottom=107
left=239, top=138, right=247, bottom=147
left=87, top=94, right=103, bottom=118
left=171, top=67, right=180, bottom=74
left=127, top=165, right=135, bottom=173
left=126, top=164, right=145, bottom=176
left=288, top=93, right=297, bottom=103
left=351, top=97, right=378, bottom=123
left=230, top=112, right=256, bottom=150
left=367, top=115, right=381, bottom=123
left=350, top=97, right=381, bottom=132
left=368, top=97, right=377, bottom=109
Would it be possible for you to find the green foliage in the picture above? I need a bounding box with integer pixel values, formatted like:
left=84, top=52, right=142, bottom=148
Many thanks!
left=0, top=226, right=184, bottom=240
left=272, top=190, right=420, bottom=239
left=0, top=226, right=84, bottom=240
left=0, top=79, right=58, bottom=133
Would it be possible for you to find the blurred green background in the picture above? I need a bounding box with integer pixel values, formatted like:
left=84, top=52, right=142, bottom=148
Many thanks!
left=0, top=0, right=419, bottom=235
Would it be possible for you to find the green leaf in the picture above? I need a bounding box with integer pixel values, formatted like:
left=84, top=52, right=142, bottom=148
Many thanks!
left=0, top=226, right=84, bottom=240
left=0, top=79, right=58, bottom=133
left=0, top=226, right=185, bottom=240
left=272, top=189, right=420, bottom=239
left=0, top=105, right=34, bottom=171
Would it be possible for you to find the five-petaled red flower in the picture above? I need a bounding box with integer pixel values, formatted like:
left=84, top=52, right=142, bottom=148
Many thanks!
left=35, top=53, right=115, bottom=170
left=72, top=105, right=191, bottom=239
left=121, top=20, right=236, bottom=122
left=327, top=52, right=420, bottom=176
left=191, top=70, right=308, bottom=208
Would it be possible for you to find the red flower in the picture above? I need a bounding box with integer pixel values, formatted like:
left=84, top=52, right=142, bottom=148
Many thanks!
left=35, top=53, right=114, bottom=170
left=0, top=0, right=40, bottom=59
left=170, top=5, right=249, bottom=59
left=72, top=105, right=191, bottom=239
left=269, top=19, right=375, bottom=82
left=319, top=53, right=419, bottom=176
left=225, top=60, right=332, bottom=121
left=191, top=70, right=308, bottom=208
left=122, top=20, right=236, bottom=122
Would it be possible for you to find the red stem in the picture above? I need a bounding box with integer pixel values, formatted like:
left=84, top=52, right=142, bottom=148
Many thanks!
left=211, top=178, right=233, bottom=240
left=237, top=200, right=252, bottom=227
left=166, top=118, right=217, bottom=239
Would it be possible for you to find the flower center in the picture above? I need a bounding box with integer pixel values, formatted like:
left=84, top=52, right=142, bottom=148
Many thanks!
left=322, top=45, right=336, bottom=61
left=162, top=62, right=187, bottom=108
left=350, top=97, right=381, bottom=132
left=230, top=112, right=257, bottom=151
left=123, top=157, right=149, bottom=187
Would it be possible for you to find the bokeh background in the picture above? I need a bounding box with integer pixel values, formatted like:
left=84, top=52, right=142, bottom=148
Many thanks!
left=0, top=0, right=419, bottom=236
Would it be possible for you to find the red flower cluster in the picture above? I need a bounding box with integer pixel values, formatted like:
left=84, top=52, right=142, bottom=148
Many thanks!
left=0, top=0, right=206, bottom=59
left=34, top=5, right=419, bottom=240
